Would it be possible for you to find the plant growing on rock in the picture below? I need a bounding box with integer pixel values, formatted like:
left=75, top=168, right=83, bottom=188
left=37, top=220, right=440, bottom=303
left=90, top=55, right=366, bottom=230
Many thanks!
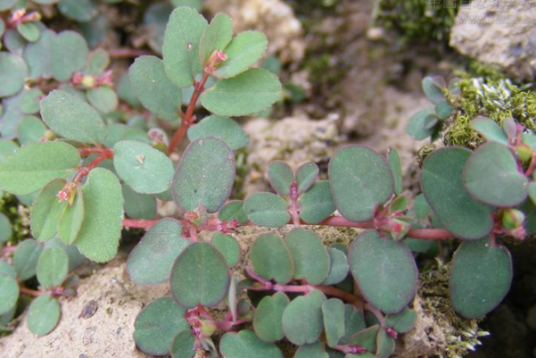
left=0, top=4, right=532, bottom=358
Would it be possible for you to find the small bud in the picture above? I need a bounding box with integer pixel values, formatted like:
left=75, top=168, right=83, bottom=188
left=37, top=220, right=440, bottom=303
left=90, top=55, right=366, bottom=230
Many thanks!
left=81, top=75, right=96, bottom=89
left=389, top=218, right=411, bottom=241
left=290, top=182, right=298, bottom=199
left=204, top=50, right=228, bottom=74
left=95, top=70, right=114, bottom=87
left=57, top=182, right=77, bottom=205
left=501, top=208, right=525, bottom=231
left=516, top=144, right=533, bottom=162
left=386, top=327, right=398, bottom=339
left=199, top=321, right=217, bottom=338
left=346, top=345, right=366, bottom=355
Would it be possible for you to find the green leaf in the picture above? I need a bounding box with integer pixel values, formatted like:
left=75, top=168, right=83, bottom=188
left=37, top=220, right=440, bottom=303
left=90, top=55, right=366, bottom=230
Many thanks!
left=40, top=90, right=105, bottom=144
left=201, top=68, right=282, bottom=116
left=322, top=298, right=345, bottom=347
left=435, top=101, right=453, bottom=120
left=339, top=305, right=366, bottom=345
left=219, top=200, right=248, bottom=224
left=17, top=22, right=40, bottom=42
left=170, top=0, right=201, bottom=10
left=170, top=329, right=196, bottom=358
left=376, top=328, right=395, bottom=358
left=51, top=31, right=89, bottom=82
left=285, top=228, right=330, bottom=285
left=113, top=140, right=174, bottom=194
left=0, top=141, right=80, bottom=195
left=250, top=233, right=294, bottom=284
left=220, top=330, right=283, bottom=358
left=212, top=233, right=240, bottom=267
left=385, top=308, right=417, bottom=333
left=295, top=342, right=329, bottom=358
left=450, top=238, right=512, bottom=318
left=163, top=7, right=208, bottom=88
left=75, top=168, right=124, bottom=263
left=0, top=261, right=15, bottom=277
left=268, top=161, right=294, bottom=195
left=187, top=115, right=249, bottom=150
left=129, top=55, right=182, bottom=121
left=349, top=230, right=417, bottom=314
left=348, top=325, right=379, bottom=353
left=86, top=48, right=109, bottom=76
left=0, top=52, right=28, bottom=98
left=36, top=247, right=69, bottom=289
left=282, top=289, right=326, bottom=345
left=253, top=292, right=290, bottom=343
left=122, top=185, right=156, bottom=220
left=406, top=108, right=438, bottom=140
left=213, top=31, right=267, bottom=79
left=329, top=146, right=394, bottom=222
left=199, top=13, right=233, bottom=64
left=420, top=148, right=494, bottom=240
left=388, top=147, right=403, bottom=195
left=0, top=273, right=19, bottom=315
left=422, top=76, right=445, bottom=104
left=413, top=194, right=431, bottom=219
left=0, top=213, right=12, bottom=243
left=0, top=0, right=16, bottom=11
left=133, top=296, right=189, bottom=356
left=172, top=138, right=235, bottom=213
left=299, top=181, right=336, bottom=224
left=87, top=86, right=118, bottom=114
left=57, top=188, right=84, bottom=245
left=127, top=219, right=189, bottom=284
left=23, top=29, right=56, bottom=79
left=18, top=116, right=47, bottom=145
left=322, top=247, right=349, bottom=286
left=244, top=192, right=290, bottom=227
left=471, top=116, right=508, bottom=145
left=27, top=295, right=60, bottom=336
left=57, top=0, right=98, bottom=22
left=463, top=142, right=528, bottom=207
left=14, top=239, right=43, bottom=280
left=296, top=162, right=319, bottom=194
left=0, top=139, right=18, bottom=161
left=30, top=179, right=67, bottom=242
left=20, top=89, right=43, bottom=115
left=170, top=242, right=230, bottom=308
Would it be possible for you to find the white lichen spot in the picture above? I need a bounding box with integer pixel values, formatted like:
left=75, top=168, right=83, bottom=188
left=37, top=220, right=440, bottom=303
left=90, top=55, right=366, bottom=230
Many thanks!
left=136, top=154, right=145, bottom=165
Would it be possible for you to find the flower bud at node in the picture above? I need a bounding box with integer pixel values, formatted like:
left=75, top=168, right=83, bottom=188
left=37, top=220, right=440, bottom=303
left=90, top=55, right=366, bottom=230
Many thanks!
left=501, top=208, right=525, bottom=231
left=516, top=144, right=533, bottom=162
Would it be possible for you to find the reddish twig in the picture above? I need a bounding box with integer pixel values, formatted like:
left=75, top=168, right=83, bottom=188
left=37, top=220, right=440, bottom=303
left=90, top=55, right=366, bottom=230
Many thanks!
left=108, top=48, right=152, bottom=59
left=73, top=148, right=114, bottom=184
left=19, top=286, right=43, bottom=297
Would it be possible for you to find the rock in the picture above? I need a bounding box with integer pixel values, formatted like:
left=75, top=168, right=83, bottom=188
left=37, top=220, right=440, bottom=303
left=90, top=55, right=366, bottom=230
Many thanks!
left=450, top=0, right=536, bottom=81
left=204, top=0, right=305, bottom=64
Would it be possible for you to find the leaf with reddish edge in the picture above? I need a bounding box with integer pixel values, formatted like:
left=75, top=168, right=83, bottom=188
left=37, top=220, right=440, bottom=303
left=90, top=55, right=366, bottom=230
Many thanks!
left=322, top=298, right=345, bottom=347
left=329, top=146, right=394, bottom=223
left=212, top=232, right=240, bottom=267
left=218, top=200, right=248, bottom=225
left=285, top=228, right=330, bottom=285
left=282, top=289, right=326, bottom=345
left=348, top=230, right=417, bottom=314
left=268, top=160, right=294, bottom=195
left=450, top=237, right=512, bottom=318
left=253, top=292, right=289, bottom=343
left=420, top=147, right=494, bottom=240
left=170, top=329, right=196, bottom=358
left=376, top=328, right=395, bottom=358
left=471, top=116, right=508, bottom=145
left=299, top=181, right=336, bottom=224
left=348, top=325, right=379, bottom=353
left=296, top=162, right=319, bottom=193
left=385, top=307, right=417, bottom=333
left=244, top=192, right=290, bottom=227
left=338, top=304, right=366, bottom=345
left=249, top=233, right=294, bottom=284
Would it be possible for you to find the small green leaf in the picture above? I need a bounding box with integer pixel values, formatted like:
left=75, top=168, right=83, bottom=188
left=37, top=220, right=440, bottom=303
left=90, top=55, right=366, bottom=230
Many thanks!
left=0, top=141, right=80, bottom=195
left=213, top=31, right=267, bottom=79
left=282, top=289, right=326, bottom=345
left=296, top=162, right=319, bottom=194
left=219, top=201, right=248, bottom=224
left=172, top=138, right=235, bottom=213
left=187, top=115, right=249, bottom=150
left=250, top=233, right=294, bottom=284
left=322, top=247, right=349, bottom=286
left=20, top=89, right=43, bottom=115
left=471, top=116, right=508, bottom=145
left=40, top=90, right=105, bottom=144
left=0, top=273, right=19, bottom=315
left=44, top=237, right=85, bottom=271
left=0, top=52, right=28, bottom=98
left=299, top=181, right=336, bottom=224
left=385, top=308, right=417, bottom=333
left=422, top=76, right=445, bottom=104
left=27, top=295, right=60, bottom=336
left=57, top=0, right=98, bottom=22
left=253, top=292, right=290, bottom=342
left=23, top=29, right=56, bottom=79
left=348, top=325, right=379, bottom=353
left=420, top=148, right=494, bottom=240
left=406, top=108, right=438, bottom=140
left=17, top=22, right=40, bottom=42
left=87, top=86, right=118, bottom=114
left=450, top=238, right=512, bottom=318
left=170, top=242, right=230, bottom=308
left=57, top=188, right=84, bottom=245
left=285, top=228, right=330, bottom=285
left=0, top=213, right=12, bottom=243
left=329, top=146, right=394, bottom=222
left=322, top=298, right=345, bottom=347
left=388, top=147, right=403, bottom=195
left=75, top=168, right=124, bottom=263
left=268, top=161, right=294, bottom=195
left=435, top=101, right=453, bottom=120
left=129, top=56, right=182, bottom=121
left=220, top=330, right=283, bottom=358
left=0, top=139, right=18, bottom=161
left=170, top=329, right=196, bottom=358
left=376, top=328, right=395, bottom=358
left=212, top=233, right=240, bottom=267
left=244, top=192, right=290, bottom=227
left=133, top=297, right=189, bottom=356
left=17, top=116, right=47, bottom=144
left=463, top=142, right=528, bottom=207
left=36, top=247, right=69, bottom=289
left=339, top=305, right=366, bottom=345
left=349, top=230, right=417, bottom=314
left=201, top=68, right=282, bottom=117
left=163, top=7, right=208, bottom=88
left=14, top=239, right=43, bottom=280
left=86, top=48, right=109, bottom=76
left=0, top=261, right=15, bottom=277
left=51, top=31, right=89, bottom=81
left=127, top=219, right=189, bottom=285
left=413, top=194, right=431, bottom=219
left=31, top=179, right=67, bottom=242
left=122, top=185, right=156, bottom=220
left=295, top=342, right=329, bottom=358
left=114, top=140, right=174, bottom=195
left=199, top=13, right=233, bottom=64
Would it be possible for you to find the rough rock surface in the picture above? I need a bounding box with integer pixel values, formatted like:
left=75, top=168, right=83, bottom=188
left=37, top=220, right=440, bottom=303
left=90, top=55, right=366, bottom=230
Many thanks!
left=450, top=0, right=536, bottom=81
left=205, top=0, right=305, bottom=64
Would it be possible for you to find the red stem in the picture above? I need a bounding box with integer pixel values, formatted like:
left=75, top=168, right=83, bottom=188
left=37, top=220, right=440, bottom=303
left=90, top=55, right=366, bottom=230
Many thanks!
left=167, top=72, right=211, bottom=154
left=108, top=48, right=152, bottom=59
left=19, top=286, right=43, bottom=297
left=73, top=149, right=114, bottom=183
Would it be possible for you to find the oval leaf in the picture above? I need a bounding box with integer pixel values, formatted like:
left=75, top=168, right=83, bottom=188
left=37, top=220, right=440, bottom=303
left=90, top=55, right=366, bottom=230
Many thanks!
left=471, top=116, right=508, bottom=145
left=14, top=239, right=43, bottom=280
left=253, top=292, right=290, bottom=343
left=250, top=233, right=294, bottom=284
left=199, top=13, right=233, bottom=64
left=57, top=187, right=85, bottom=245
left=299, top=181, right=336, bottom=224
left=322, top=298, right=345, bottom=347
left=36, top=247, right=69, bottom=289
left=285, top=228, right=330, bottom=285
left=0, top=52, right=28, bottom=98
left=268, top=161, right=294, bottom=195
left=244, top=192, right=290, bottom=227
left=212, top=232, right=240, bottom=267
left=187, top=115, right=249, bottom=150
left=321, top=247, right=349, bottom=286
left=0, top=273, right=19, bottom=315
left=213, top=31, right=267, bottom=79
left=170, top=329, right=196, bottom=358
left=51, top=31, right=89, bottom=81
left=282, top=289, right=326, bottom=345
left=27, top=295, right=60, bottom=336
left=220, top=330, right=283, bottom=358
left=31, top=179, right=67, bottom=242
